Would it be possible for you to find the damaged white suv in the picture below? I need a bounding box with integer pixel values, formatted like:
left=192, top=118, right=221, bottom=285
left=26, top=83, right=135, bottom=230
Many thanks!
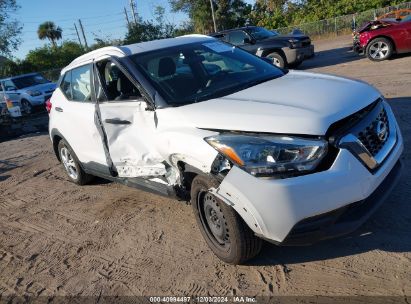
left=49, top=35, right=403, bottom=264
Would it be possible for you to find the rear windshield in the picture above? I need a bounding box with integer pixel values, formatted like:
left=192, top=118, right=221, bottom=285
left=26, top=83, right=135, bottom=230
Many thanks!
left=12, top=74, right=50, bottom=89
left=128, top=41, right=284, bottom=106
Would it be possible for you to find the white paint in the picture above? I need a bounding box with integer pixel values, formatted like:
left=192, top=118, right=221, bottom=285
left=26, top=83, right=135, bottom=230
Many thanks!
left=50, top=35, right=404, bottom=245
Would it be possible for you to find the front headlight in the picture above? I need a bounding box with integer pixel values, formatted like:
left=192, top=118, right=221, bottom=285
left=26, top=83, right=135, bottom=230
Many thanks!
left=27, top=90, right=42, bottom=97
left=205, top=134, right=328, bottom=177
left=288, top=39, right=301, bottom=48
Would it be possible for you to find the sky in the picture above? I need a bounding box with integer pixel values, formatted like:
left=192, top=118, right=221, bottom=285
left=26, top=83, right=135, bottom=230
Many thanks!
left=10, top=0, right=190, bottom=59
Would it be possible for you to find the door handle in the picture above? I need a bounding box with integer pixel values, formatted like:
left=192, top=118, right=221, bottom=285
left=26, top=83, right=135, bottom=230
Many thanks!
left=55, top=107, right=63, bottom=112
left=105, top=118, right=131, bottom=125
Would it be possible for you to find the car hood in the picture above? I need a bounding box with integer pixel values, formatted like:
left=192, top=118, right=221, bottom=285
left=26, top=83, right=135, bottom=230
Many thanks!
left=357, top=19, right=397, bottom=33
left=174, top=71, right=381, bottom=136
left=19, top=82, right=56, bottom=93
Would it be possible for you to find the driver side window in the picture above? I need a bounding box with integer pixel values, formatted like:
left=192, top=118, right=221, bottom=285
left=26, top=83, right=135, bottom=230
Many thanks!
left=228, top=31, right=249, bottom=46
left=95, top=60, right=142, bottom=102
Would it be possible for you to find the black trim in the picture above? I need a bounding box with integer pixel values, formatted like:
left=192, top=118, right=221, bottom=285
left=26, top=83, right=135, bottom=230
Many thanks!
left=81, top=161, right=177, bottom=199
left=279, top=160, right=403, bottom=246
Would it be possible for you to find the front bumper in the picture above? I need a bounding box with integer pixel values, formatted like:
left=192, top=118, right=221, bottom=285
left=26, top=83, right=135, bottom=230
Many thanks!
left=283, top=45, right=315, bottom=64
left=283, top=159, right=402, bottom=245
left=29, top=95, right=46, bottom=105
left=215, top=122, right=403, bottom=244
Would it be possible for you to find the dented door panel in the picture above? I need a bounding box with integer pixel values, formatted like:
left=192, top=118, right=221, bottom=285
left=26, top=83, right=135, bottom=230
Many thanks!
left=99, top=101, right=167, bottom=178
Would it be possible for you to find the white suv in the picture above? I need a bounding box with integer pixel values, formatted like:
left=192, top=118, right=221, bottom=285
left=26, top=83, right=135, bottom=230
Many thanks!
left=48, top=35, right=403, bottom=264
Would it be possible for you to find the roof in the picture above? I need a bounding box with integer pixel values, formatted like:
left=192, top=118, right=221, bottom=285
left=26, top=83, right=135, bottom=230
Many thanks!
left=62, top=34, right=214, bottom=74
left=0, top=72, right=40, bottom=82
left=210, top=26, right=258, bottom=35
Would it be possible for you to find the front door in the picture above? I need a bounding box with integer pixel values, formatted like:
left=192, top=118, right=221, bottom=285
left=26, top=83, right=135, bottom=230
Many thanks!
left=93, top=58, right=166, bottom=178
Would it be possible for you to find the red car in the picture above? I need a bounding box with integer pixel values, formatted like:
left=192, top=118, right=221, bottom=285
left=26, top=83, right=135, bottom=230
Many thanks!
left=355, top=15, right=411, bottom=61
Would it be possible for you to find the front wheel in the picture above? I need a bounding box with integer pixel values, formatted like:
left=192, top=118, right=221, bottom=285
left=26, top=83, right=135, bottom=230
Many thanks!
left=21, top=99, right=33, bottom=114
left=366, top=38, right=393, bottom=61
left=191, top=175, right=262, bottom=264
left=266, top=52, right=286, bottom=68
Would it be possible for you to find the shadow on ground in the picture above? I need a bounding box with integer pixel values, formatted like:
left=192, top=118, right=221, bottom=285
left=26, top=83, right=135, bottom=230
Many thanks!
left=299, top=46, right=362, bottom=69
left=0, top=112, right=49, bottom=143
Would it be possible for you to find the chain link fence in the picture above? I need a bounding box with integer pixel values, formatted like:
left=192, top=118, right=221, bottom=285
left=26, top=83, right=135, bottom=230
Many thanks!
left=275, top=1, right=411, bottom=38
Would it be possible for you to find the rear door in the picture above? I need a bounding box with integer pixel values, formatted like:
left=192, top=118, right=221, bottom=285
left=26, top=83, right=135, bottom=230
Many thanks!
left=93, top=57, right=166, bottom=178
left=54, top=64, right=108, bottom=168
left=403, top=19, right=411, bottom=50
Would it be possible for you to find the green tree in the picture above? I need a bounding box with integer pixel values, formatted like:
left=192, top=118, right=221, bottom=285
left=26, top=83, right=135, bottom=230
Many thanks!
left=170, top=0, right=250, bottom=33
left=25, top=41, right=84, bottom=71
left=0, top=0, right=22, bottom=57
left=124, top=6, right=176, bottom=44
left=37, top=21, right=63, bottom=48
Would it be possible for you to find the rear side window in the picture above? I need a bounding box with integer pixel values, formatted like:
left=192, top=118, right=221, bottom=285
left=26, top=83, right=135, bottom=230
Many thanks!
left=60, top=64, right=92, bottom=102
left=71, top=65, right=92, bottom=101
left=61, top=72, right=72, bottom=99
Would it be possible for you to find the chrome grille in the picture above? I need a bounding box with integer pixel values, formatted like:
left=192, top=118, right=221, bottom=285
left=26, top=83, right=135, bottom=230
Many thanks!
left=337, top=100, right=397, bottom=171
left=357, top=107, right=389, bottom=156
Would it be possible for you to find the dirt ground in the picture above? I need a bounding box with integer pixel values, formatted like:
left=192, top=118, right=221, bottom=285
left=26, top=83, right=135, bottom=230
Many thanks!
left=0, top=36, right=410, bottom=300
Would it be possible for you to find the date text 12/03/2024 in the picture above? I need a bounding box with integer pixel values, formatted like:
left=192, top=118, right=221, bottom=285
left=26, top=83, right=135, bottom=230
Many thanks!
left=149, top=296, right=257, bottom=303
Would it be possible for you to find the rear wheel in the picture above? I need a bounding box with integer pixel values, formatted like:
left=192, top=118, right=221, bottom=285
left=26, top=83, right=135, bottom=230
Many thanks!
left=266, top=52, right=286, bottom=68
left=58, top=139, right=93, bottom=185
left=366, top=37, right=393, bottom=61
left=191, top=175, right=262, bottom=264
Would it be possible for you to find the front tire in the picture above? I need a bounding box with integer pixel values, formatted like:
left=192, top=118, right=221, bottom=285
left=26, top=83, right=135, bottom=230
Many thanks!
left=191, top=175, right=262, bottom=264
left=58, top=139, right=93, bottom=185
left=21, top=99, right=33, bottom=114
left=366, top=37, right=393, bottom=61
left=266, top=52, right=286, bottom=68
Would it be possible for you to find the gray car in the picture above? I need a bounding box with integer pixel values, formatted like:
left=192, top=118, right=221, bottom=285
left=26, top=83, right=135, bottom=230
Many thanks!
left=210, top=26, right=314, bottom=68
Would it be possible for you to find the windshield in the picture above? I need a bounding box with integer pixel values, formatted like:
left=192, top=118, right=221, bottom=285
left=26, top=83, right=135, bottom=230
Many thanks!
left=129, top=41, right=284, bottom=106
left=12, top=74, right=50, bottom=89
left=248, top=27, right=277, bottom=40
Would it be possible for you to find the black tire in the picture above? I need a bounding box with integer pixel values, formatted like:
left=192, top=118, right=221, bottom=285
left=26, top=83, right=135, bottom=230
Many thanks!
left=266, top=52, right=286, bottom=68
left=57, top=139, right=93, bottom=185
left=366, top=37, right=393, bottom=61
left=21, top=99, right=33, bottom=114
left=191, top=175, right=262, bottom=264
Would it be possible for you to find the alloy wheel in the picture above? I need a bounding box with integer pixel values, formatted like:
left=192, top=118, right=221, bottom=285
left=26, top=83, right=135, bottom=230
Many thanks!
left=60, top=146, right=78, bottom=180
left=369, top=41, right=389, bottom=60
left=21, top=100, right=33, bottom=114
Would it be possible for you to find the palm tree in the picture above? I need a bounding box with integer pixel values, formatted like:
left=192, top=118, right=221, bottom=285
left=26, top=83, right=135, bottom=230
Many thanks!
left=37, top=21, right=63, bottom=48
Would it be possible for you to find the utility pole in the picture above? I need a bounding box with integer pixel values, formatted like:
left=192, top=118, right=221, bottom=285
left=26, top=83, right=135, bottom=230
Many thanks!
left=78, top=19, right=88, bottom=50
left=209, top=0, right=217, bottom=32
left=129, top=0, right=138, bottom=24
left=74, top=23, right=83, bottom=48
left=124, top=7, right=131, bottom=27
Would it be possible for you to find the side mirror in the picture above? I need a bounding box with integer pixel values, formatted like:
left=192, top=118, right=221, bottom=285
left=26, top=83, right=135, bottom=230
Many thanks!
left=6, top=86, right=16, bottom=91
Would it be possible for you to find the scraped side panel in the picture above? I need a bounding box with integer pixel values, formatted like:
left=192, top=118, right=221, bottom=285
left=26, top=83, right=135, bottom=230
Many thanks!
left=99, top=101, right=166, bottom=178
